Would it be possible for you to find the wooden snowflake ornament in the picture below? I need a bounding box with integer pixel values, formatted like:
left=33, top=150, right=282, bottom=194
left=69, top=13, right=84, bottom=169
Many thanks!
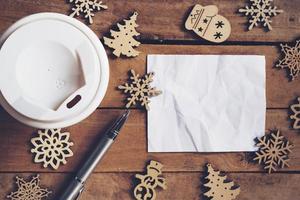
left=290, top=97, right=300, bottom=130
left=7, top=175, right=51, bottom=200
left=239, top=0, right=283, bottom=31
left=118, top=69, right=162, bottom=110
left=203, top=164, right=240, bottom=200
left=134, top=160, right=167, bottom=200
left=68, top=0, right=108, bottom=24
left=31, top=129, right=74, bottom=170
left=103, top=12, right=141, bottom=57
left=276, top=40, right=300, bottom=81
left=254, top=130, right=293, bottom=173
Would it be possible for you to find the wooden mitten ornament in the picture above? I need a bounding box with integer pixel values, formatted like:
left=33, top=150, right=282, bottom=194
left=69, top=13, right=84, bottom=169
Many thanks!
left=134, top=160, right=167, bottom=200
left=204, top=164, right=240, bottom=200
left=185, top=4, right=231, bottom=43
left=104, top=12, right=140, bottom=57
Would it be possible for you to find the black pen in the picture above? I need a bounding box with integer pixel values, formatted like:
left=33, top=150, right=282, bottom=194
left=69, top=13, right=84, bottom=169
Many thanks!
left=59, top=110, right=130, bottom=200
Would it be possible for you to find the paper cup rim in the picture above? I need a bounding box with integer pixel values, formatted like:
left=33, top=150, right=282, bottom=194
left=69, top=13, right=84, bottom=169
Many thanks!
left=0, top=12, right=109, bottom=128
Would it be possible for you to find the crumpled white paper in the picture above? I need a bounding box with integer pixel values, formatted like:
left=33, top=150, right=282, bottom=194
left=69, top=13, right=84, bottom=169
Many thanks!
left=147, top=55, right=266, bottom=152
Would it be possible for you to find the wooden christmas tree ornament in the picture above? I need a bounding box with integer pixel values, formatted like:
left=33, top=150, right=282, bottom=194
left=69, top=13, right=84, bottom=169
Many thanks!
left=134, top=160, right=167, bottom=200
left=31, top=129, right=74, bottom=170
left=7, top=174, right=51, bottom=200
left=239, top=0, right=283, bottom=31
left=68, top=0, right=108, bottom=24
left=254, top=130, right=293, bottom=173
left=103, top=12, right=141, bottom=57
left=290, top=97, right=300, bottom=130
left=118, top=69, right=162, bottom=110
left=185, top=4, right=231, bottom=43
left=276, top=40, right=300, bottom=81
left=203, top=163, right=240, bottom=200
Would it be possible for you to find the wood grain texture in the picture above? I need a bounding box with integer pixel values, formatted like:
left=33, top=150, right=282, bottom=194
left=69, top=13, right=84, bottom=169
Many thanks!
left=0, top=108, right=298, bottom=173
left=0, top=173, right=299, bottom=200
left=0, top=0, right=299, bottom=42
left=101, top=45, right=300, bottom=109
left=0, top=0, right=299, bottom=199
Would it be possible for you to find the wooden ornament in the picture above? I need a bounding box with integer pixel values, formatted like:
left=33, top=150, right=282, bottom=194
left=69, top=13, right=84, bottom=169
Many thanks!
left=68, top=0, right=108, bottom=24
left=103, top=12, right=141, bottom=57
left=290, top=97, right=300, bottom=130
left=239, top=0, right=283, bottom=31
left=118, top=69, right=162, bottom=110
left=31, top=129, right=74, bottom=170
left=204, top=163, right=240, bottom=200
left=185, top=4, right=231, bottom=43
left=7, top=174, right=51, bottom=200
left=254, top=130, right=293, bottom=174
left=276, top=40, right=300, bottom=81
left=134, top=160, right=167, bottom=200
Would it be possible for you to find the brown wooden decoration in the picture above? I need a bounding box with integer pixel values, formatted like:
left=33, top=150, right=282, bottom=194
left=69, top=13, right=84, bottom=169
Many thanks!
left=68, top=0, right=108, bottom=24
left=239, top=0, right=283, bottom=31
left=185, top=4, right=231, bottom=43
left=254, top=130, right=293, bottom=173
left=7, top=174, right=51, bottom=200
left=290, top=97, right=300, bottom=130
left=204, top=163, right=240, bottom=200
left=134, top=160, right=167, bottom=200
left=276, top=40, right=300, bottom=81
left=31, top=129, right=74, bottom=170
left=118, top=69, right=162, bottom=110
left=103, top=12, right=141, bottom=57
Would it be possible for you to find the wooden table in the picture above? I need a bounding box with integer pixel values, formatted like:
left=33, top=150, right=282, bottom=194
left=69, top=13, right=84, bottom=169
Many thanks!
left=0, top=0, right=299, bottom=199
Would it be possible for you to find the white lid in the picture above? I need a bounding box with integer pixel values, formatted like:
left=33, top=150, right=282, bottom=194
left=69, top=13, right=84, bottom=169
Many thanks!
left=0, top=13, right=109, bottom=128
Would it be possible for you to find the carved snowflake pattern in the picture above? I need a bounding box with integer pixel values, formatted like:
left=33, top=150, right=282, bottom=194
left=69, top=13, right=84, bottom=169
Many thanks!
left=7, top=175, right=51, bottom=200
left=31, top=129, right=74, bottom=170
left=239, top=0, right=283, bottom=31
left=68, top=0, right=108, bottom=24
left=254, top=130, right=293, bottom=173
left=276, top=40, right=300, bottom=81
left=290, top=97, right=300, bottom=130
left=118, top=69, right=162, bottom=110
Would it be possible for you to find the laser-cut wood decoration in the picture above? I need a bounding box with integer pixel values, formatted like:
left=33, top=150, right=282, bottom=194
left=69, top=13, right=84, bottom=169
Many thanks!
left=276, top=40, right=300, bottom=81
left=7, top=174, right=51, bottom=200
left=134, top=160, right=167, bottom=200
left=104, top=12, right=141, bottom=57
left=185, top=4, right=231, bottom=43
left=290, top=97, right=300, bottom=130
left=254, top=130, right=293, bottom=173
left=68, top=0, right=108, bottom=24
left=239, top=0, right=283, bottom=31
left=203, top=163, right=240, bottom=200
left=118, top=69, right=162, bottom=110
left=31, top=129, right=74, bottom=170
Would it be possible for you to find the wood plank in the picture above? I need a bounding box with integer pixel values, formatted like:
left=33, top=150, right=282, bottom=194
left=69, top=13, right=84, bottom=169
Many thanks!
left=0, top=0, right=299, bottom=42
left=0, top=172, right=299, bottom=200
left=0, top=108, right=299, bottom=172
left=101, top=45, right=300, bottom=109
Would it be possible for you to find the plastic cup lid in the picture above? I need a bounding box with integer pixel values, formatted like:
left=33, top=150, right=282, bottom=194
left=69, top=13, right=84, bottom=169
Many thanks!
left=0, top=13, right=109, bottom=128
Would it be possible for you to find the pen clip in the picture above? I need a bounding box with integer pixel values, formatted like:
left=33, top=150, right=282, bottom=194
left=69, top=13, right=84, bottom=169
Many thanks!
left=74, top=185, right=84, bottom=200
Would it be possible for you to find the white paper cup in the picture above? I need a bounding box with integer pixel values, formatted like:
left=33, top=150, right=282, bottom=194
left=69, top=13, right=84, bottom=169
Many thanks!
left=0, top=13, right=109, bottom=128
